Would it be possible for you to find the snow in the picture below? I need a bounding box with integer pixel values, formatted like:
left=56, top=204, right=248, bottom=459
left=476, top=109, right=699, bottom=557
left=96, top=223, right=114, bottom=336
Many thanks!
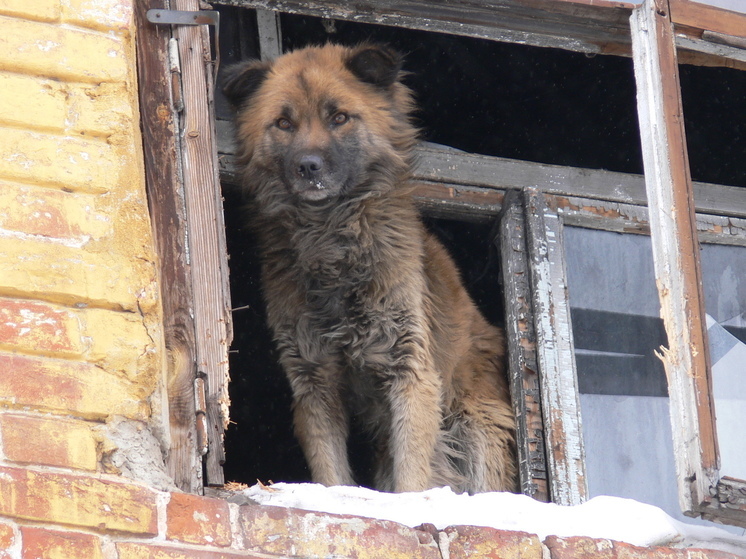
left=243, top=483, right=746, bottom=557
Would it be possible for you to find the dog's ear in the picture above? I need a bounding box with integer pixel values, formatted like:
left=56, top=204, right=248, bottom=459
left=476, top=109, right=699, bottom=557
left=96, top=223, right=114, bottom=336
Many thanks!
left=221, top=60, right=271, bottom=107
left=346, top=44, right=403, bottom=89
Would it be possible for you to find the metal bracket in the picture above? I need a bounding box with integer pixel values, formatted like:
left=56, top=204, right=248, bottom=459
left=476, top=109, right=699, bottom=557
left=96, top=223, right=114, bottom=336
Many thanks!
left=147, top=9, right=220, bottom=73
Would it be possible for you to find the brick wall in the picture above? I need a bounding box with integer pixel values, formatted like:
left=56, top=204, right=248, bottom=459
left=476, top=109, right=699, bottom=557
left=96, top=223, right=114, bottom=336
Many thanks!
left=0, top=0, right=166, bottom=489
left=0, top=1, right=740, bottom=558
left=0, top=468, right=740, bottom=558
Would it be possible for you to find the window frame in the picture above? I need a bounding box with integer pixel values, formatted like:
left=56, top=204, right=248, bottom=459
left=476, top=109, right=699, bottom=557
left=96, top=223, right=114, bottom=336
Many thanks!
left=138, top=0, right=746, bottom=526
left=136, top=0, right=232, bottom=491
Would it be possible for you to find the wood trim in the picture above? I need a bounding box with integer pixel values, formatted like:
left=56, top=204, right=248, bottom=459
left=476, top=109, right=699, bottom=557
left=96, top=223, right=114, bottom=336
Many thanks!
left=412, top=144, right=746, bottom=219
left=171, top=0, right=233, bottom=487
left=255, top=8, right=283, bottom=60
left=135, top=0, right=203, bottom=493
left=630, top=0, right=719, bottom=515
left=535, top=0, right=637, bottom=8
left=523, top=188, right=588, bottom=506
left=671, top=0, right=746, bottom=39
left=217, top=126, right=746, bottom=219
left=215, top=0, right=634, bottom=55
left=498, top=191, right=550, bottom=502
left=705, top=478, right=746, bottom=529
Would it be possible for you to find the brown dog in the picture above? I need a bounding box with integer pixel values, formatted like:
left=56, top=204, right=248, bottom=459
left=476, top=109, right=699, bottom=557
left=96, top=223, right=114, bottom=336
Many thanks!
left=223, top=44, right=516, bottom=493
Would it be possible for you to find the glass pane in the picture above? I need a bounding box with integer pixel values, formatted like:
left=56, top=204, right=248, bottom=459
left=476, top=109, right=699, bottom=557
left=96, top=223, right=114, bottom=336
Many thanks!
left=701, top=243, right=746, bottom=480
left=564, top=226, right=742, bottom=533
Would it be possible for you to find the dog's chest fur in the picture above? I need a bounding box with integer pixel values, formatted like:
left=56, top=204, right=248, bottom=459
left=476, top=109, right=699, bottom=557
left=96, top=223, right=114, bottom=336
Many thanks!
left=279, top=200, right=422, bottom=382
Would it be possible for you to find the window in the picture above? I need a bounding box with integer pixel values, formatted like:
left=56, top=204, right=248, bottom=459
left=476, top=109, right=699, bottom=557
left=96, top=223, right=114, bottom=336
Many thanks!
left=137, top=0, right=746, bottom=529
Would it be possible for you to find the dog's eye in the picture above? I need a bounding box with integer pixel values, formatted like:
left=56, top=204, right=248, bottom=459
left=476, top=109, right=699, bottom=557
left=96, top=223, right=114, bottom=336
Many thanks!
left=276, top=118, right=293, bottom=130
left=331, top=112, right=349, bottom=126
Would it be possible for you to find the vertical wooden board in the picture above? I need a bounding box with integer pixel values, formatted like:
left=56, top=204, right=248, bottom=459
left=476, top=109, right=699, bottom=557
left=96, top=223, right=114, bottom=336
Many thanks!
left=135, top=0, right=202, bottom=493
left=630, top=0, right=718, bottom=514
left=498, top=190, right=550, bottom=502
left=172, top=0, right=233, bottom=486
left=256, top=8, right=283, bottom=60
left=523, top=188, right=587, bottom=506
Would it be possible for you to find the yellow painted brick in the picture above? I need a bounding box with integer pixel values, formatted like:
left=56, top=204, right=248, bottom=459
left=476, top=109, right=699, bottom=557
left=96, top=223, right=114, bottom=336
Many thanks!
left=117, top=543, right=250, bottom=559
left=0, top=352, right=148, bottom=420
left=67, top=81, right=137, bottom=137
left=85, top=306, right=160, bottom=385
left=0, top=298, right=159, bottom=386
left=0, top=180, right=111, bottom=243
left=0, top=0, right=60, bottom=22
left=0, top=73, right=67, bottom=130
left=21, top=526, right=104, bottom=559
left=0, top=127, right=120, bottom=193
left=0, top=413, right=99, bottom=471
left=0, top=15, right=128, bottom=83
left=0, top=466, right=159, bottom=535
left=0, top=74, right=135, bottom=137
left=0, top=238, right=156, bottom=311
left=61, top=0, right=133, bottom=33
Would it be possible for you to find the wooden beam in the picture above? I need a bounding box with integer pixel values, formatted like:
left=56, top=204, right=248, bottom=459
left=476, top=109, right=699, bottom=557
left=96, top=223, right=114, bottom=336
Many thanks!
left=215, top=0, right=633, bottom=55
left=498, top=190, right=550, bottom=502
left=523, top=188, right=587, bottom=506
left=630, top=0, right=718, bottom=515
left=255, top=8, right=283, bottom=60
left=172, top=0, right=233, bottom=487
left=671, top=0, right=746, bottom=39
left=217, top=123, right=746, bottom=219
left=135, top=0, right=202, bottom=493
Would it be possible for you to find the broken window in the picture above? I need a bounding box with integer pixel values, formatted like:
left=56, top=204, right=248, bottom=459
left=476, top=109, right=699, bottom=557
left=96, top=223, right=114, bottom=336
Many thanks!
left=137, top=0, right=746, bottom=529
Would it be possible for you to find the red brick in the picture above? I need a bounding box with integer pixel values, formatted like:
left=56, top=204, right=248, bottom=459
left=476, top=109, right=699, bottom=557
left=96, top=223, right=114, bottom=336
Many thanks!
left=682, top=551, right=744, bottom=559
left=544, top=536, right=742, bottom=559
left=167, top=492, right=232, bottom=547
left=445, top=525, right=542, bottom=559
left=0, top=299, right=80, bottom=356
left=0, top=413, right=98, bottom=470
left=116, top=542, right=264, bottom=559
left=21, top=526, right=103, bottom=559
left=0, top=466, right=157, bottom=535
left=0, top=522, right=15, bottom=555
left=239, top=504, right=440, bottom=559
left=0, top=352, right=146, bottom=420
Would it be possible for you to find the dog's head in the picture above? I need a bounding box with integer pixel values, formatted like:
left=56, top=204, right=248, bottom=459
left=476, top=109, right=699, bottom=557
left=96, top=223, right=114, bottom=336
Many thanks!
left=223, top=44, right=417, bottom=205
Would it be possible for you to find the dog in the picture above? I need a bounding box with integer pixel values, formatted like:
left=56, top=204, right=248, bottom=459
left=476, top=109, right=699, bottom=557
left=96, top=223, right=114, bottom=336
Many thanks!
left=223, top=43, right=516, bottom=493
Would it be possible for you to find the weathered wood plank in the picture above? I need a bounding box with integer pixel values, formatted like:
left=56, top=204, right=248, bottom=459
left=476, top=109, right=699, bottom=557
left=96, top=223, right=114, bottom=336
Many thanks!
left=256, top=8, right=283, bottom=60
left=631, top=0, right=719, bottom=515
left=671, top=0, right=746, bottom=39
left=217, top=123, right=746, bottom=219
left=136, top=0, right=203, bottom=493
left=214, top=0, right=633, bottom=55
left=498, top=190, right=550, bottom=502
left=676, top=35, right=746, bottom=67
left=413, top=144, right=746, bottom=219
left=705, top=477, right=746, bottom=528
left=523, top=188, right=587, bottom=506
left=172, top=0, right=233, bottom=487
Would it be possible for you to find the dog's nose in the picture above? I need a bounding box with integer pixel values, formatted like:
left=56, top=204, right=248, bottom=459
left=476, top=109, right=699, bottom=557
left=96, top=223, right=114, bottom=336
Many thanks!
left=297, top=154, right=324, bottom=179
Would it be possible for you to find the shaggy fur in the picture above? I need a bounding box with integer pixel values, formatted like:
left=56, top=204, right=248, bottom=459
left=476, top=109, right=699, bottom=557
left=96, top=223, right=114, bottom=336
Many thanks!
left=223, top=44, right=517, bottom=493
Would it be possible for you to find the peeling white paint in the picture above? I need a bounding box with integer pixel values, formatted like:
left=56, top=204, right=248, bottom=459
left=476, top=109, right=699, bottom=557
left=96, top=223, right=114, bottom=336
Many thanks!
left=0, top=228, right=92, bottom=249
left=35, top=40, right=60, bottom=52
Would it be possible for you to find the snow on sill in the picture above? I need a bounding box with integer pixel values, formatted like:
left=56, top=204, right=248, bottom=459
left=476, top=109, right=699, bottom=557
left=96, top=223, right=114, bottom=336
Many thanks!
left=242, top=483, right=746, bottom=557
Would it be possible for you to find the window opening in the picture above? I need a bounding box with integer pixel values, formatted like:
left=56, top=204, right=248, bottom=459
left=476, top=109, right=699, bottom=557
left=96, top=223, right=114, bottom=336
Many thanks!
left=277, top=12, right=643, bottom=175
left=214, top=5, right=640, bottom=494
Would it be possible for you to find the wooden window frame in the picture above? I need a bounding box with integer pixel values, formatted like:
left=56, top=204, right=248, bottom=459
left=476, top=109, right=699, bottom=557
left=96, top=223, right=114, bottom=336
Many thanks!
left=138, top=0, right=746, bottom=525
left=136, top=0, right=232, bottom=491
